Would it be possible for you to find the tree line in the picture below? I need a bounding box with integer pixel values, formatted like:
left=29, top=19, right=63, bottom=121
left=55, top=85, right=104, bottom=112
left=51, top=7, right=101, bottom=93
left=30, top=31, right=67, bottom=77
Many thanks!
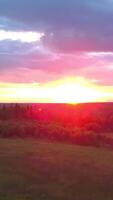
left=0, top=103, right=113, bottom=147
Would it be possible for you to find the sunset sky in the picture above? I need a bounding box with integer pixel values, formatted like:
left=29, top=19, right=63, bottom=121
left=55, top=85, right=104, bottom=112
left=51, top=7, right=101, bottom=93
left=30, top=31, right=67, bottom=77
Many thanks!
left=0, top=0, right=113, bottom=103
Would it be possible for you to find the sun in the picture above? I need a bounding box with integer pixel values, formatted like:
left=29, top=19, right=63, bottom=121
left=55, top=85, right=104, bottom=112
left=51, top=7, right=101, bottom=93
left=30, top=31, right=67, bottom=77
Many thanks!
left=49, top=83, right=101, bottom=103
left=44, top=77, right=107, bottom=103
left=0, top=77, right=112, bottom=103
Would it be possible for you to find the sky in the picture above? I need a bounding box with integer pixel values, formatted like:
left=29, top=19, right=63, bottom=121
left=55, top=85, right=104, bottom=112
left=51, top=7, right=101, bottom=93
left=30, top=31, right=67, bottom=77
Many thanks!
left=0, top=0, right=113, bottom=103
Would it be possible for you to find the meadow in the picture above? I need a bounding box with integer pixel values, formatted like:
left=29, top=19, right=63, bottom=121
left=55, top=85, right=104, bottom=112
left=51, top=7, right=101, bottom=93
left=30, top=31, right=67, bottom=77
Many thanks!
left=0, top=139, right=113, bottom=200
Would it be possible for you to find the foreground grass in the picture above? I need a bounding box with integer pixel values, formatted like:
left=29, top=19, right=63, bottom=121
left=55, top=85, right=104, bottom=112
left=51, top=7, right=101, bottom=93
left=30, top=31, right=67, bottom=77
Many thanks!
left=0, top=139, right=113, bottom=200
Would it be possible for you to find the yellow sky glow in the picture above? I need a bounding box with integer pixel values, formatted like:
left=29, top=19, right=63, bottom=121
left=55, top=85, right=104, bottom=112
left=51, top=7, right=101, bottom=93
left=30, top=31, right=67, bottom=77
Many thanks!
left=0, top=77, right=113, bottom=103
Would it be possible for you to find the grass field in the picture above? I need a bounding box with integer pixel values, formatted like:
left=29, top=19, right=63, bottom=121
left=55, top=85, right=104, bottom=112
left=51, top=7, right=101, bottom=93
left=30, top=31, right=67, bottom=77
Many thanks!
left=0, top=139, right=113, bottom=200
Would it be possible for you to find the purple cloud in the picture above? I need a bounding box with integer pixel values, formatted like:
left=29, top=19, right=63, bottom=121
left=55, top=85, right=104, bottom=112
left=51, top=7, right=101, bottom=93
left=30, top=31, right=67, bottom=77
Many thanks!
left=0, top=0, right=113, bottom=87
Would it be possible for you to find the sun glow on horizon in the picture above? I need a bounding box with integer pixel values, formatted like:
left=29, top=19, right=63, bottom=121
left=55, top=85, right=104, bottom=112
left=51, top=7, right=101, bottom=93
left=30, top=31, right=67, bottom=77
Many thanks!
left=0, top=77, right=113, bottom=103
left=44, top=77, right=113, bottom=103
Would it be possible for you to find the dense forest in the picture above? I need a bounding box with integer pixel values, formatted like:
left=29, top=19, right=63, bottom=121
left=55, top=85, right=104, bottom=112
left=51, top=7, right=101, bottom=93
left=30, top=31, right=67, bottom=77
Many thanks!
left=0, top=103, right=113, bottom=147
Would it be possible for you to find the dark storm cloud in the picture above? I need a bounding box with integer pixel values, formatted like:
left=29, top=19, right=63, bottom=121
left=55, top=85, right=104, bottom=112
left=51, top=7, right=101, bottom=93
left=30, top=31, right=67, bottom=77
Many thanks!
left=0, top=0, right=113, bottom=51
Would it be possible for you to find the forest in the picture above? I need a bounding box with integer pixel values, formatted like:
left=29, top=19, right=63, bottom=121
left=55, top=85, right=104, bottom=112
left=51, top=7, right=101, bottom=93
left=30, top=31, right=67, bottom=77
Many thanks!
left=0, top=103, right=113, bottom=147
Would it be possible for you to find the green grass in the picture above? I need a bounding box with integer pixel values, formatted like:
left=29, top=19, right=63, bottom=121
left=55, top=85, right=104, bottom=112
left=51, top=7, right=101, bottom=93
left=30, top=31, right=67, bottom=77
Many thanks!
left=0, top=139, right=113, bottom=200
